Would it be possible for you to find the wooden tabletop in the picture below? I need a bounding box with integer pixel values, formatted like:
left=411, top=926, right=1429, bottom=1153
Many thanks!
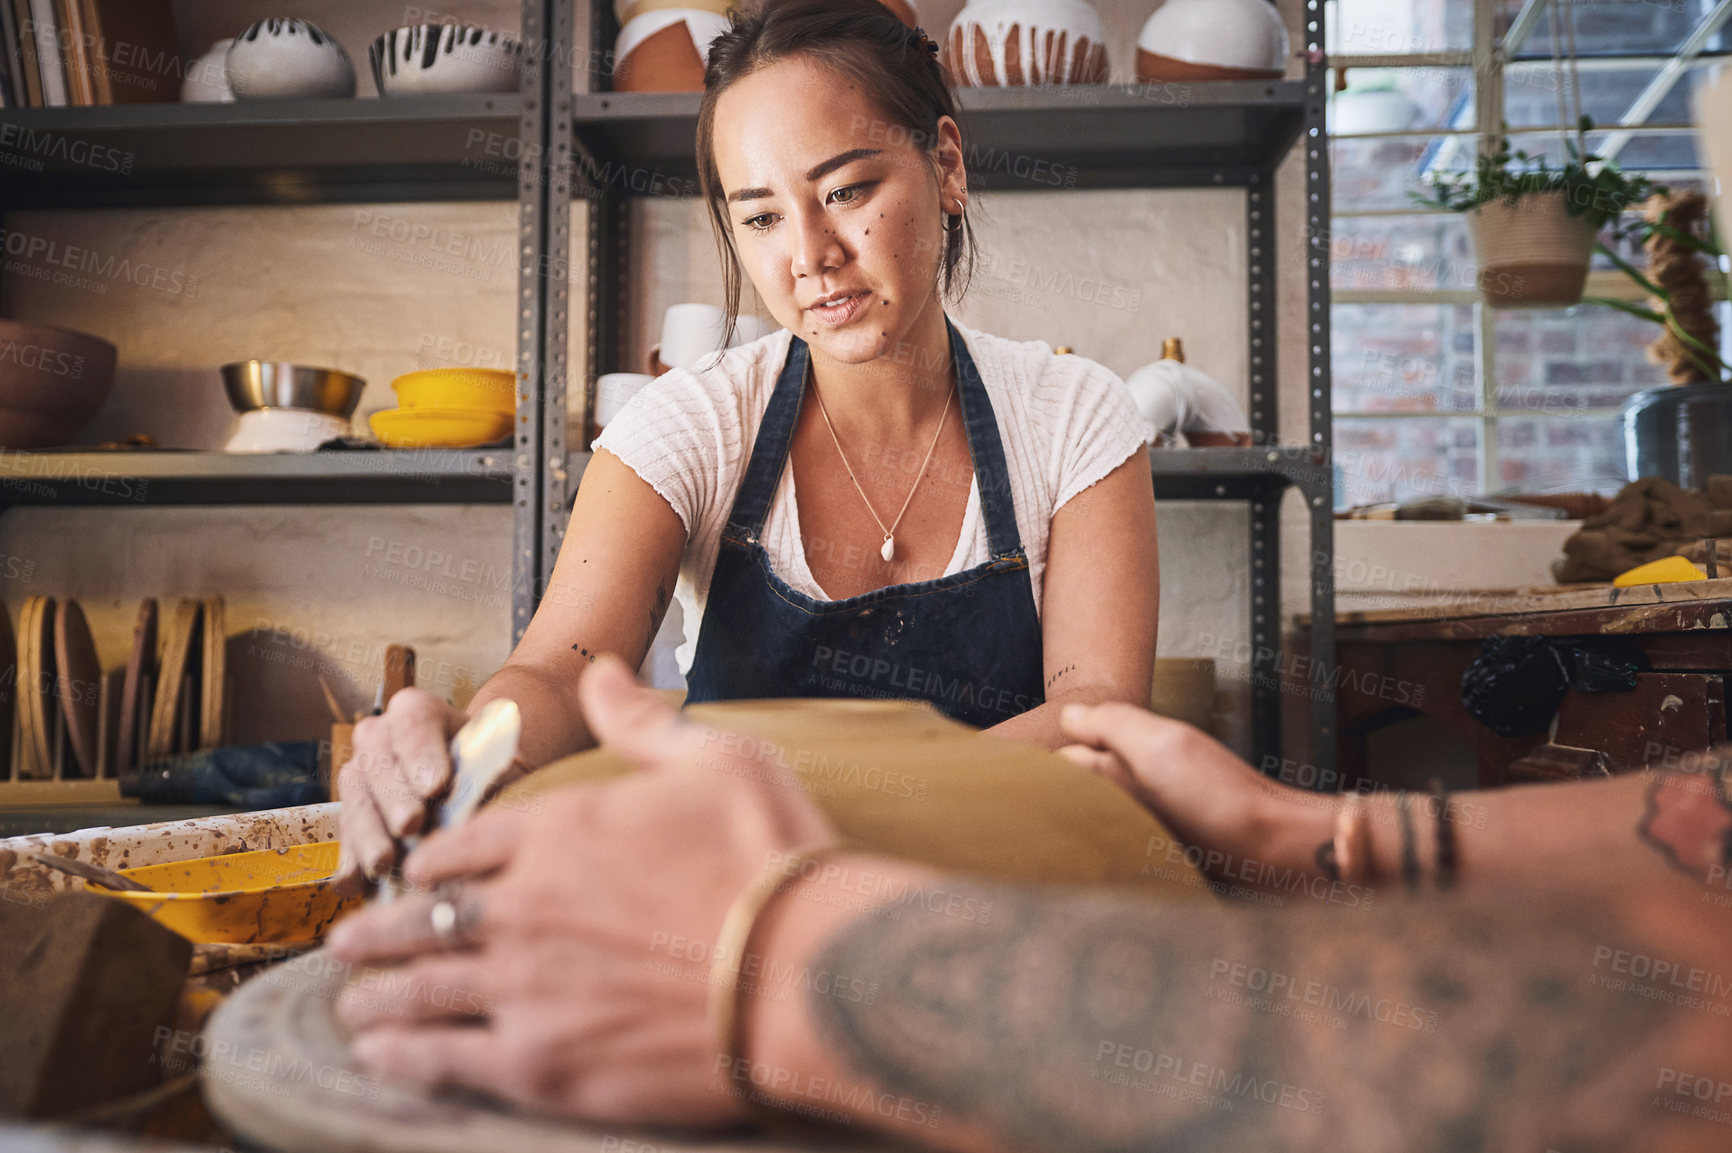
left=1299, top=577, right=1732, bottom=644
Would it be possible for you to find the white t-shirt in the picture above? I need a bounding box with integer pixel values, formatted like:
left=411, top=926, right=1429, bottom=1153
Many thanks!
left=592, top=317, right=1148, bottom=674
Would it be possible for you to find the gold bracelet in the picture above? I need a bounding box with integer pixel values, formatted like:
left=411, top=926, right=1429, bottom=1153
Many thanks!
left=707, top=843, right=852, bottom=1127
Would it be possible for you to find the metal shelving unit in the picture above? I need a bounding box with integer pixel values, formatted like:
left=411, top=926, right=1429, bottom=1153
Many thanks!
left=0, top=0, right=1337, bottom=770
left=542, top=0, right=1336, bottom=772
left=0, top=0, right=557, bottom=637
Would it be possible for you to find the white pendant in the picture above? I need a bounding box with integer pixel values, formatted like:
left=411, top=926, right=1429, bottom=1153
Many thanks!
left=881, top=536, right=895, bottom=563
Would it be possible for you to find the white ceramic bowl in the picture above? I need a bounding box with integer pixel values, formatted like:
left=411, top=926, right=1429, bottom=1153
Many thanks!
left=370, top=24, right=523, bottom=97
left=181, top=39, right=235, bottom=103
left=1137, top=0, right=1288, bottom=80
left=944, top=0, right=1109, bottom=87
left=226, top=18, right=356, bottom=100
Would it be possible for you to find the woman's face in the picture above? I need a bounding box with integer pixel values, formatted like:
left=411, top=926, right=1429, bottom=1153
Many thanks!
left=711, top=55, right=965, bottom=365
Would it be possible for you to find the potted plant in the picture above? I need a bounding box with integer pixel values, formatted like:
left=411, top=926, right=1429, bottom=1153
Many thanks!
left=1584, top=191, right=1732, bottom=486
left=1418, top=119, right=1664, bottom=308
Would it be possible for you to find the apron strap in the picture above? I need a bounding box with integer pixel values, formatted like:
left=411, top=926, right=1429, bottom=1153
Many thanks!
left=724, top=333, right=810, bottom=541
left=946, top=316, right=1025, bottom=559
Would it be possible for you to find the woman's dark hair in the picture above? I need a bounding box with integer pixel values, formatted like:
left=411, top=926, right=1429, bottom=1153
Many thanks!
left=695, top=0, right=976, bottom=348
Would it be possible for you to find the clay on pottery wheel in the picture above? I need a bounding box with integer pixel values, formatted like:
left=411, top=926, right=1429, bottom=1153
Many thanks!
left=508, top=698, right=1205, bottom=895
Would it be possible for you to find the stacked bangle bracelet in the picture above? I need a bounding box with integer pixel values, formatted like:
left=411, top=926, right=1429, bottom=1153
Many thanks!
left=1314, top=784, right=1460, bottom=892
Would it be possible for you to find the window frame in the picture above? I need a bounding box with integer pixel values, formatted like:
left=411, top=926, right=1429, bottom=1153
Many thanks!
left=1327, top=0, right=1727, bottom=498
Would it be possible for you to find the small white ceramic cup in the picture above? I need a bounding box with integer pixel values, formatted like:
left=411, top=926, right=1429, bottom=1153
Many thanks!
left=649, top=303, right=728, bottom=374
left=593, top=372, right=655, bottom=438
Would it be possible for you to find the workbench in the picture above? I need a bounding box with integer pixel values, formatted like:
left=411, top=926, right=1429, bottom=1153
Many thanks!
left=1306, top=578, right=1732, bottom=789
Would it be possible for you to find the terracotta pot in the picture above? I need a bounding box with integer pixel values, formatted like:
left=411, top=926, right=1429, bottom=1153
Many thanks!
left=613, top=9, right=732, bottom=92
left=944, top=0, right=1108, bottom=87
left=1467, top=192, right=1599, bottom=308
left=1136, top=0, right=1287, bottom=83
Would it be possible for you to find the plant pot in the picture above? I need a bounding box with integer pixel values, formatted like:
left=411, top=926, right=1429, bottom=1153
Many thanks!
left=1466, top=192, right=1599, bottom=308
left=1621, top=383, right=1732, bottom=487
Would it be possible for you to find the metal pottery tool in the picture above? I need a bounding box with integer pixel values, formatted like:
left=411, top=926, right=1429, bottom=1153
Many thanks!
left=378, top=698, right=521, bottom=901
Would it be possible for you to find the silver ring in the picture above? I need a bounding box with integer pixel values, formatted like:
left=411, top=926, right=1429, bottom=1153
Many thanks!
left=429, top=898, right=462, bottom=948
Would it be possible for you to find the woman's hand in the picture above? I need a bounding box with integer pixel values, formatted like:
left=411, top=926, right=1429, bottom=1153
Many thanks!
left=1055, top=702, right=1328, bottom=879
left=325, top=654, right=838, bottom=1125
left=334, top=687, right=462, bottom=891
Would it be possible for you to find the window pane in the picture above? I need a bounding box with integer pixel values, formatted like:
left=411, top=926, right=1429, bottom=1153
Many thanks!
left=1334, top=303, right=1480, bottom=413
left=1329, top=214, right=1475, bottom=291
left=1334, top=134, right=1477, bottom=210
left=1329, top=67, right=1474, bottom=134
left=1492, top=304, right=1696, bottom=412
left=1500, top=0, right=1729, bottom=57
left=1505, top=66, right=1666, bottom=130
left=1495, top=416, right=1628, bottom=493
left=1506, top=63, right=1713, bottom=135
left=1329, top=0, right=1471, bottom=55
left=1335, top=418, right=1482, bottom=505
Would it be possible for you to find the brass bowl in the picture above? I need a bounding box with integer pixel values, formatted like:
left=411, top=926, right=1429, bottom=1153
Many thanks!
left=221, top=361, right=365, bottom=416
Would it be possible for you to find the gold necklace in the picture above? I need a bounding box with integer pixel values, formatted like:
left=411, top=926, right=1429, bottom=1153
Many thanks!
left=807, top=359, right=954, bottom=564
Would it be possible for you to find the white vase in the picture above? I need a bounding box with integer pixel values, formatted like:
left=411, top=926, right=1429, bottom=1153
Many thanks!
left=1124, top=350, right=1250, bottom=446
left=227, top=18, right=356, bottom=100
left=944, top=0, right=1109, bottom=87
left=370, top=25, right=522, bottom=96
left=1137, top=0, right=1288, bottom=82
left=181, top=39, right=235, bottom=103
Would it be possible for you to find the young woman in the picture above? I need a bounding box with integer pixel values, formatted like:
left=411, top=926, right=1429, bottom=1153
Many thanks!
left=336, top=0, right=1159, bottom=885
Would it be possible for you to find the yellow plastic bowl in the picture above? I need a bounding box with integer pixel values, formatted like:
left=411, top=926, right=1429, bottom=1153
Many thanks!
left=102, top=841, right=359, bottom=944
left=370, top=406, right=514, bottom=448
left=390, top=368, right=515, bottom=414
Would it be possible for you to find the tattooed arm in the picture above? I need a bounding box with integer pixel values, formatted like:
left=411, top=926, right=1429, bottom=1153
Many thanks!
left=742, top=852, right=1732, bottom=1153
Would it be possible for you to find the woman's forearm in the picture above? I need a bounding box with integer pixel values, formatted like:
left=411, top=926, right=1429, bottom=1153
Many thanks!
left=986, top=684, right=1143, bottom=750
left=466, top=659, right=596, bottom=771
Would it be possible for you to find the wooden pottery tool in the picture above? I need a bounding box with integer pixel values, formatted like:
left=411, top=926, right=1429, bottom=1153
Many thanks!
left=383, top=642, right=415, bottom=703
left=116, top=597, right=158, bottom=776
left=204, top=949, right=892, bottom=1153
left=147, top=598, right=200, bottom=760
left=200, top=595, right=226, bottom=749
left=53, top=599, right=101, bottom=778
left=379, top=698, right=521, bottom=901
left=29, top=852, right=153, bottom=892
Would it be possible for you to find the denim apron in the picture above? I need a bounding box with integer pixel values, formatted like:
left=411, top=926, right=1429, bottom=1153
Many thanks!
left=685, top=317, right=1046, bottom=728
